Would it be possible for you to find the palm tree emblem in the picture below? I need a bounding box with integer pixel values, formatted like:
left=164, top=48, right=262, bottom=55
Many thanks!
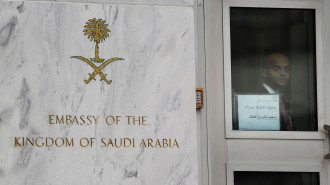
left=84, top=18, right=110, bottom=63
left=71, top=18, right=124, bottom=85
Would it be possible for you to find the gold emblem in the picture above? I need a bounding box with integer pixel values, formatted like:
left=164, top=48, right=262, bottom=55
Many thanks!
left=71, top=18, right=124, bottom=84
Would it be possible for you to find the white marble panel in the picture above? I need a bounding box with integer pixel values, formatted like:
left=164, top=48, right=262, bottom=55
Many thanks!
left=0, top=1, right=197, bottom=185
left=5, top=0, right=194, bottom=6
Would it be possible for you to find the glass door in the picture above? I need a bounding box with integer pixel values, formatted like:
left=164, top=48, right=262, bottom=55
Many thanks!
left=221, top=0, right=327, bottom=185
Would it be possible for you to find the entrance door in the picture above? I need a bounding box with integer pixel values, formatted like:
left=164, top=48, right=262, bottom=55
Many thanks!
left=202, top=0, right=330, bottom=184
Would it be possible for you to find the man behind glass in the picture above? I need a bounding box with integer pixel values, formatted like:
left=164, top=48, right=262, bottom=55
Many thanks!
left=261, top=53, right=293, bottom=131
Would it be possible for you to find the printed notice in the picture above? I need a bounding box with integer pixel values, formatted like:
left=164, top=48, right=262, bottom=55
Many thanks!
left=237, top=94, right=280, bottom=130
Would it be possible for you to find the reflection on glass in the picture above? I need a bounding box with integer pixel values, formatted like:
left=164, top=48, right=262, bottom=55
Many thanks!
left=234, top=171, right=319, bottom=185
left=230, top=8, right=318, bottom=131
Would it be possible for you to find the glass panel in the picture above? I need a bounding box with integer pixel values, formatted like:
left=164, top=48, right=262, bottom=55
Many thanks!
left=234, top=171, right=319, bottom=185
left=230, top=8, right=317, bottom=131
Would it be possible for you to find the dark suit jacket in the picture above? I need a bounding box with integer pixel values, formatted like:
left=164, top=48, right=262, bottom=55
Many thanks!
left=255, top=84, right=316, bottom=131
left=256, top=84, right=292, bottom=131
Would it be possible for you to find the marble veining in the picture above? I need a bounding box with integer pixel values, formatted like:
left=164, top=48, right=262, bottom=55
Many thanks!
left=0, top=1, right=197, bottom=185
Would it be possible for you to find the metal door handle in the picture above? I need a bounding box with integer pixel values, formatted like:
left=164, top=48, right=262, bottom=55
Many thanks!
left=324, top=125, right=330, bottom=159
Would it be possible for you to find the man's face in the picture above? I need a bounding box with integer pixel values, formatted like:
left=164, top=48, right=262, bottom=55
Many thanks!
left=263, top=54, right=290, bottom=87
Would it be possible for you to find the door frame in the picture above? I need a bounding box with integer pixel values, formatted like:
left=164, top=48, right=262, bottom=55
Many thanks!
left=222, top=0, right=325, bottom=139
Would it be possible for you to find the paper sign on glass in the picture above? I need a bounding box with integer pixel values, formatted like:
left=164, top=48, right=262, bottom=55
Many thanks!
left=237, top=94, right=280, bottom=130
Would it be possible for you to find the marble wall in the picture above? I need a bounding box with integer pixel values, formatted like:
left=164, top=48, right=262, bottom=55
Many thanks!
left=0, top=1, right=197, bottom=185
left=20, top=0, right=194, bottom=6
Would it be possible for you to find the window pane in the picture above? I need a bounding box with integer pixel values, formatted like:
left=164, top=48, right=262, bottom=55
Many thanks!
left=234, top=171, right=319, bottom=185
left=230, top=8, right=317, bottom=131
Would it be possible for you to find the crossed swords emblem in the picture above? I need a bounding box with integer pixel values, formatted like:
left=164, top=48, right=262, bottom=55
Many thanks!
left=71, top=56, right=123, bottom=84
left=71, top=18, right=124, bottom=85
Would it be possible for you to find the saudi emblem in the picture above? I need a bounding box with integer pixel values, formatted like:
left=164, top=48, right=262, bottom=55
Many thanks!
left=71, top=18, right=124, bottom=85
